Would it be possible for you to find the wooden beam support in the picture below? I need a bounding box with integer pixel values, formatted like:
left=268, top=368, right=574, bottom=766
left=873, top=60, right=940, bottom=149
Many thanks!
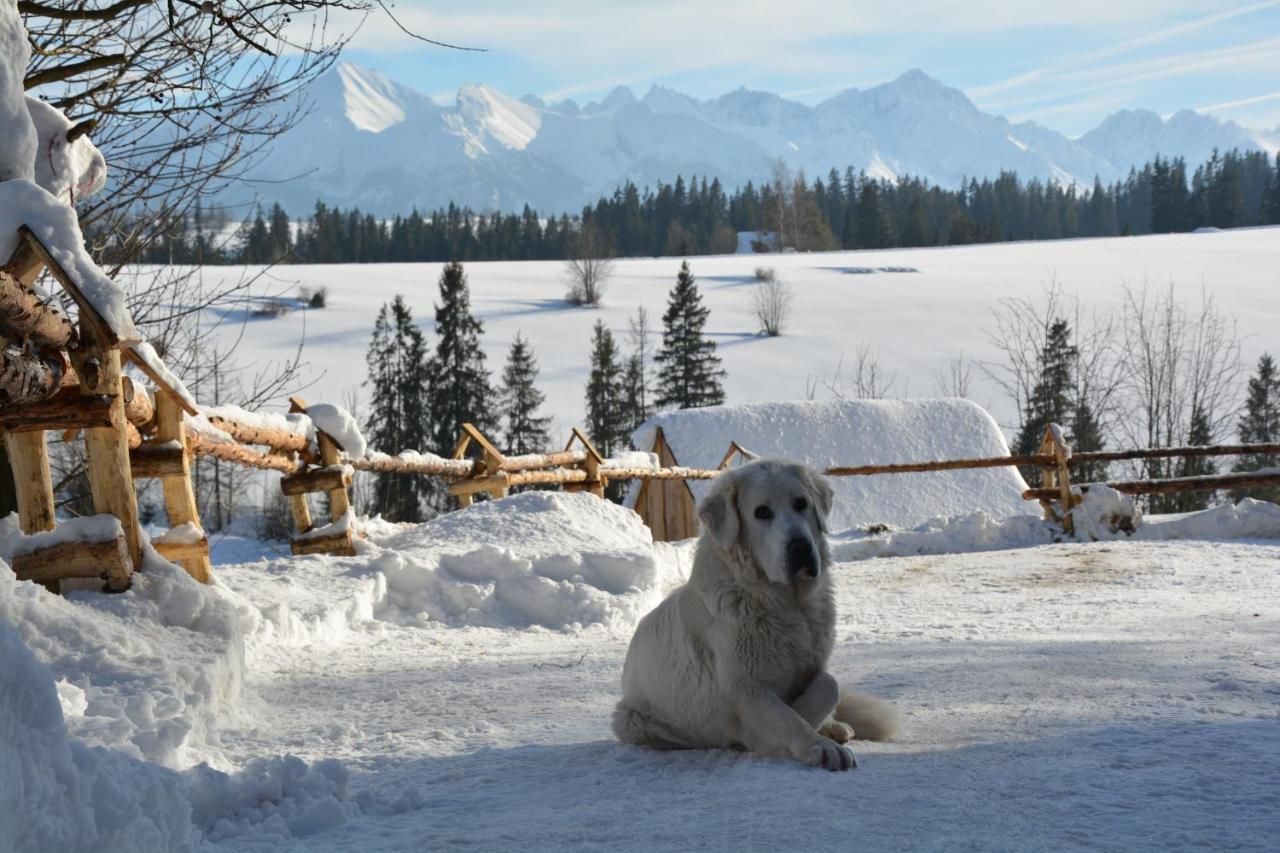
left=129, top=441, right=186, bottom=479
left=152, top=538, right=210, bottom=564
left=4, top=430, right=55, bottom=534
left=11, top=535, right=131, bottom=589
left=121, top=376, right=154, bottom=431
left=290, top=529, right=356, bottom=557
left=280, top=465, right=352, bottom=496
left=317, top=433, right=350, bottom=519
left=288, top=494, right=314, bottom=535
left=154, top=391, right=210, bottom=583
left=0, top=387, right=113, bottom=432
left=81, top=346, right=141, bottom=577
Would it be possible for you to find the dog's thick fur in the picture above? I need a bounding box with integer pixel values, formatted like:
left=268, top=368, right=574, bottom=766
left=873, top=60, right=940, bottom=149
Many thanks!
left=613, top=459, right=899, bottom=770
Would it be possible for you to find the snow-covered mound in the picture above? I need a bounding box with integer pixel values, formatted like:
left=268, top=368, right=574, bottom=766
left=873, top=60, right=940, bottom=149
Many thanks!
left=634, top=398, right=1031, bottom=533
left=371, top=491, right=686, bottom=629
left=222, top=492, right=689, bottom=635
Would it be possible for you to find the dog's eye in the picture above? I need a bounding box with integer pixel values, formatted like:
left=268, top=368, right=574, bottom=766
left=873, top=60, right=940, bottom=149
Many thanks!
left=753, top=505, right=773, bottom=521
left=794, top=497, right=809, bottom=513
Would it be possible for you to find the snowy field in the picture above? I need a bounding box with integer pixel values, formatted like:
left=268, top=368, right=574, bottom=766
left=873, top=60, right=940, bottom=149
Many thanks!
left=3, top=491, right=1280, bottom=852
left=190, top=227, right=1280, bottom=438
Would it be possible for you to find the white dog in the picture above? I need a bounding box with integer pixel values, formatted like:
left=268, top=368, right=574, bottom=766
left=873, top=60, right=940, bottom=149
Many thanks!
left=613, top=459, right=899, bottom=770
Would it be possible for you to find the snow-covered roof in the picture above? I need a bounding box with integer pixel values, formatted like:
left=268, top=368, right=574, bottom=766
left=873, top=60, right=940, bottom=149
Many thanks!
left=633, top=398, right=1032, bottom=531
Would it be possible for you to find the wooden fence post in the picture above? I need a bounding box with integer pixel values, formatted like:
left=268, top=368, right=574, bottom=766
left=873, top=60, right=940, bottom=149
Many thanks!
left=153, top=390, right=211, bottom=582
left=4, top=431, right=54, bottom=534
left=80, top=347, right=141, bottom=585
left=1037, top=424, right=1076, bottom=535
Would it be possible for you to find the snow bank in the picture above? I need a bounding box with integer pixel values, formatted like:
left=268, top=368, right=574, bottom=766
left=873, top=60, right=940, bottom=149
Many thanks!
left=0, top=520, right=245, bottom=770
left=634, top=398, right=1031, bottom=533
left=830, top=495, right=1279, bottom=562
left=0, top=616, right=193, bottom=853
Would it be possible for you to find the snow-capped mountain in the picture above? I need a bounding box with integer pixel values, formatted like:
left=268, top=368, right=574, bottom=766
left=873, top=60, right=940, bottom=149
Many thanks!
left=229, top=63, right=1279, bottom=214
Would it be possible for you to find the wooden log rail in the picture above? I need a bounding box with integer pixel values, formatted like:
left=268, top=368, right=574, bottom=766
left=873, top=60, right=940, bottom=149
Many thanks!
left=1024, top=470, right=1280, bottom=501
left=204, top=413, right=313, bottom=457
left=351, top=453, right=475, bottom=478
left=188, top=431, right=300, bottom=474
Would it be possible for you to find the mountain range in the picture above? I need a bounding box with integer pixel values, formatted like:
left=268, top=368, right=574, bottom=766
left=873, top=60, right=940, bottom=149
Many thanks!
left=229, top=63, right=1280, bottom=216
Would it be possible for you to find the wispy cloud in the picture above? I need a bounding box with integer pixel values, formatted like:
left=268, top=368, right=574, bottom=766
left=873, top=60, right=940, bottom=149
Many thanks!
left=969, top=0, right=1280, bottom=101
left=1197, top=89, right=1280, bottom=112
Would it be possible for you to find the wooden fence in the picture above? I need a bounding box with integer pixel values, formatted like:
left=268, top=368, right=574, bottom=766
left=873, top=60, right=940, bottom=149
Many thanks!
left=2, top=225, right=1277, bottom=591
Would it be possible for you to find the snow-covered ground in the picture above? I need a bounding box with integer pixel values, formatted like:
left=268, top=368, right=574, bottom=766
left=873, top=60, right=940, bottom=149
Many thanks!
left=189, top=227, right=1280, bottom=438
left=3, top=488, right=1280, bottom=852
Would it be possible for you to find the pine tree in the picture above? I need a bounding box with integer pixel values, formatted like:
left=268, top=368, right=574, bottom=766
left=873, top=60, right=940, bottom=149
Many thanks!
left=1233, top=353, right=1280, bottom=502
left=620, top=353, right=649, bottom=433
left=654, top=261, right=726, bottom=410
left=585, top=320, right=627, bottom=457
left=428, top=262, right=496, bottom=480
left=498, top=334, right=551, bottom=456
left=1172, top=402, right=1217, bottom=511
left=1013, top=319, right=1077, bottom=486
left=364, top=296, right=432, bottom=521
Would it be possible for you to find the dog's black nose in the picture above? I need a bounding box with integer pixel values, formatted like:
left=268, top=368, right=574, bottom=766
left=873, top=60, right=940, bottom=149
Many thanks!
left=786, top=537, right=818, bottom=577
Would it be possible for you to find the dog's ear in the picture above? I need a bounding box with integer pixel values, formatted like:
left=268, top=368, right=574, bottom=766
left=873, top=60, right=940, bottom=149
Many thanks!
left=699, top=474, right=740, bottom=551
left=801, top=466, right=835, bottom=532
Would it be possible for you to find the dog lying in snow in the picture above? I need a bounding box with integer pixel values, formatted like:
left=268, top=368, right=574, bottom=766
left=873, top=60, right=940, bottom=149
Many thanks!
left=613, top=459, right=899, bottom=770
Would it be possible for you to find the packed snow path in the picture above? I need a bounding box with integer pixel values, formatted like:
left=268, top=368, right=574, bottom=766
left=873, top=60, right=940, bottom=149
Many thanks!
left=208, top=537, right=1280, bottom=852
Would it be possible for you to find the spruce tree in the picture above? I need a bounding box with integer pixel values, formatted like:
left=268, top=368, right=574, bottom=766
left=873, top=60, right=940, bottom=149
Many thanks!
left=1013, top=319, right=1077, bottom=486
left=364, top=296, right=432, bottom=521
left=1172, top=403, right=1217, bottom=512
left=585, top=320, right=627, bottom=457
left=498, top=334, right=551, bottom=456
left=1233, top=353, right=1280, bottom=502
left=429, top=261, right=496, bottom=470
left=654, top=261, right=726, bottom=411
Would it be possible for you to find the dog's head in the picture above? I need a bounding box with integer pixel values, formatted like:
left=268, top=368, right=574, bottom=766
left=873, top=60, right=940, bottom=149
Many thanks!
left=698, top=459, right=834, bottom=585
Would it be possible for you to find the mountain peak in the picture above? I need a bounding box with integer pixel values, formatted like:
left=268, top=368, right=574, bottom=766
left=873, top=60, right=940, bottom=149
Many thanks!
left=335, top=62, right=411, bottom=133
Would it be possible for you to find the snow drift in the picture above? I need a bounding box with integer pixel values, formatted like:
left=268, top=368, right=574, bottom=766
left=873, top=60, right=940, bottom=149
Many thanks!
left=634, top=398, right=1031, bottom=533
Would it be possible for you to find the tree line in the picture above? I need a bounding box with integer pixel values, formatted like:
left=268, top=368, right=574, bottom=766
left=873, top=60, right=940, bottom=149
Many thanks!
left=363, top=260, right=725, bottom=520
left=131, top=148, right=1280, bottom=267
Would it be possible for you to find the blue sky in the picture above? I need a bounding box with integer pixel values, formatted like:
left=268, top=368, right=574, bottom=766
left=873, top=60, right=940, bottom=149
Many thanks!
left=330, top=1, right=1280, bottom=136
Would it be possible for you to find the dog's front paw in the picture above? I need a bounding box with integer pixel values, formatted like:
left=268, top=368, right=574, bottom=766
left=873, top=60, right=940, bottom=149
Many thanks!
left=819, top=719, right=855, bottom=743
left=807, top=738, right=857, bottom=771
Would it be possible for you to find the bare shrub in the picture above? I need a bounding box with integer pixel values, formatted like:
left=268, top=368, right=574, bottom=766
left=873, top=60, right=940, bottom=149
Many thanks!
left=753, top=276, right=794, bottom=336
left=299, top=286, right=328, bottom=309
left=564, top=224, right=615, bottom=306
left=932, top=354, right=973, bottom=398
left=806, top=346, right=899, bottom=400
left=754, top=266, right=776, bottom=282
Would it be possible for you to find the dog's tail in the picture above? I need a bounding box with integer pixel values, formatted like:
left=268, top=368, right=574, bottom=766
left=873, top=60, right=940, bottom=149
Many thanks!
left=833, top=691, right=901, bottom=741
